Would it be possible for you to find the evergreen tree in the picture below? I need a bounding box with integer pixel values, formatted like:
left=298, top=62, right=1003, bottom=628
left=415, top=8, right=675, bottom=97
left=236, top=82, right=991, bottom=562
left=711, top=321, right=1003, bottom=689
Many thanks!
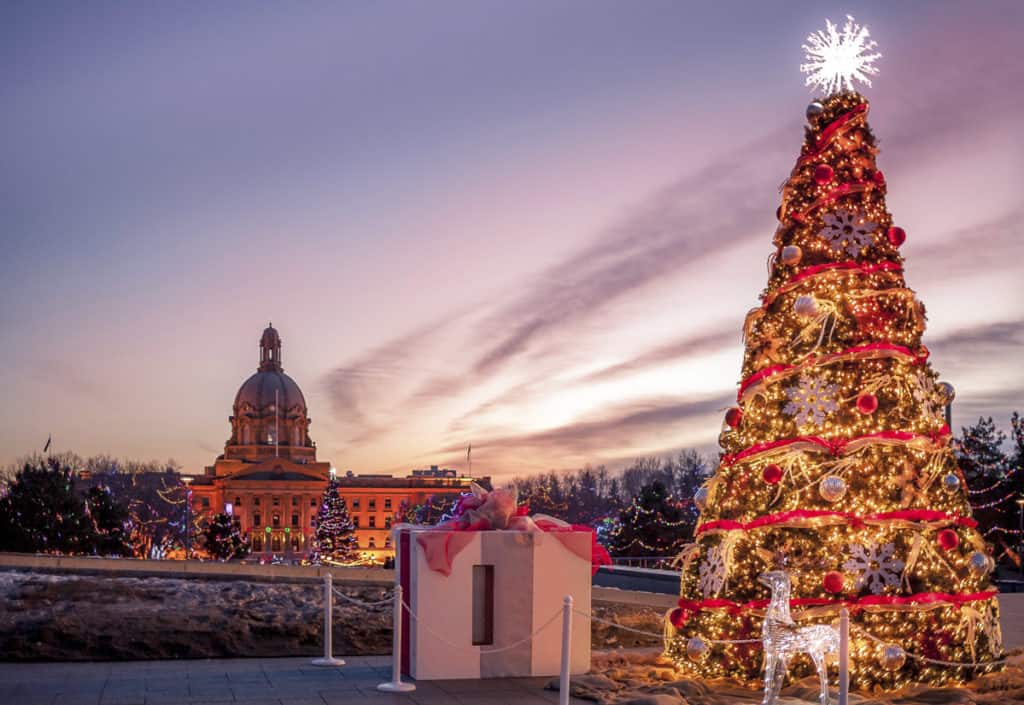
left=201, top=513, right=250, bottom=561
left=85, top=485, right=132, bottom=556
left=956, top=417, right=1011, bottom=536
left=312, top=479, right=359, bottom=564
left=608, top=481, right=690, bottom=558
left=667, top=28, right=1002, bottom=688
left=0, top=458, right=96, bottom=554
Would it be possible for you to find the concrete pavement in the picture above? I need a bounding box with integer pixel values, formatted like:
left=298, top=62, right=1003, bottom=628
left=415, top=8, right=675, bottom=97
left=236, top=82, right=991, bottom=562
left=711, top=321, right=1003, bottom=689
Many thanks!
left=0, top=656, right=591, bottom=705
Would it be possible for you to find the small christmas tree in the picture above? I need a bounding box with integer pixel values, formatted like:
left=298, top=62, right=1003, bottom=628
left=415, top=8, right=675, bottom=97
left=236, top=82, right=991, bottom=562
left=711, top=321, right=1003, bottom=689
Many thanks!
left=608, top=481, right=691, bottom=559
left=201, top=513, right=250, bottom=561
left=85, top=485, right=132, bottom=556
left=665, top=17, right=1002, bottom=690
left=312, top=479, right=359, bottom=564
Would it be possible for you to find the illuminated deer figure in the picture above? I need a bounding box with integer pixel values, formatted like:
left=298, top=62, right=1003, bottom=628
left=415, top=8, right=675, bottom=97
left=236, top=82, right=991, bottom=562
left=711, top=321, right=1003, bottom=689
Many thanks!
left=758, top=571, right=839, bottom=705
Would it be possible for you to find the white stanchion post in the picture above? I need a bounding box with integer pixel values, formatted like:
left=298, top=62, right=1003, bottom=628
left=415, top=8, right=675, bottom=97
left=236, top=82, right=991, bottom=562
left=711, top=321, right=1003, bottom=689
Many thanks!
left=378, top=583, right=416, bottom=692
left=838, top=606, right=849, bottom=705
left=559, top=594, right=573, bottom=705
left=312, top=572, right=345, bottom=666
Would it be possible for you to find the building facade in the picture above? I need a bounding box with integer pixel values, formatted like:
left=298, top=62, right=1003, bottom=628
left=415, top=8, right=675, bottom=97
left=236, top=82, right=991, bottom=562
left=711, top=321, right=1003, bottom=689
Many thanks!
left=189, top=324, right=332, bottom=559
left=189, top=324, right=483, bottom=563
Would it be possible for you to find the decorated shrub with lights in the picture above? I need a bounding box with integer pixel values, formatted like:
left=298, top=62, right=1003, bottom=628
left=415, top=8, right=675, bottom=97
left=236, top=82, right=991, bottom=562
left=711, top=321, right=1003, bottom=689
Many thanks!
left=664, top=17, right=1003, bottom=690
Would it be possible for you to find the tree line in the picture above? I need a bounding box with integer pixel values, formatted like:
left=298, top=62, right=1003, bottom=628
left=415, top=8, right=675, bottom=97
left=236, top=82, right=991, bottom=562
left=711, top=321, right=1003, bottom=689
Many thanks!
left=2, top=414, right=1021, bottom=565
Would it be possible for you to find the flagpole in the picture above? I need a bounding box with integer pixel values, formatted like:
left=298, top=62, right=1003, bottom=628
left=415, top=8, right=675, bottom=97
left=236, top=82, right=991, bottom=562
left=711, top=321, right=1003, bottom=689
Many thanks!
left=275, top=389, right=280, bottom=458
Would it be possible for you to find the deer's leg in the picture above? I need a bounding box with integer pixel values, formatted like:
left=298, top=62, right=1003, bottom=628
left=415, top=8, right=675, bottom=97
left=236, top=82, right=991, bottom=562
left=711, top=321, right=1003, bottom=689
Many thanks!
left=761, top=649, right=777, bottom=705
left=810, top=650, right=829, bottom=705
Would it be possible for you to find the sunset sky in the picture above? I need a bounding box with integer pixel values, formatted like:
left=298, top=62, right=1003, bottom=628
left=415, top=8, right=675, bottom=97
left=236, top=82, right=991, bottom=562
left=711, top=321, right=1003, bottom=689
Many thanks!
left=2, top=1, right=1022, bottom=482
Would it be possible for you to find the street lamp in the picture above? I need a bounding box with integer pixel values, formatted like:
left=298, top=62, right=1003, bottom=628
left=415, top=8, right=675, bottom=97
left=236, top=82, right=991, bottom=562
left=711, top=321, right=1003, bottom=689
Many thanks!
left=182, top=476, right=193, bottom=561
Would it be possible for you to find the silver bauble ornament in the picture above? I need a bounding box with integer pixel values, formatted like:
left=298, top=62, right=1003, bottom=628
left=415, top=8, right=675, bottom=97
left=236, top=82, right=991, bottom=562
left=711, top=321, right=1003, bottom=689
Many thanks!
left=694, top=486, right=709, bottom=512
left=794, top=295, right=819, bottom=318
left=937, top=381, right=956, bottom=404
left=942, top=473, right=961, bottom=493
left=818, top=475, right=847, bottom=503
left=880, top=644, right=906, bottom=671
left=969, top=551, right=993, bottom=576
left=686, top=636, right=708, bottom=661
left=780, top=245, right=803, bottom=266
left=806, top=101, right=825, bottom=121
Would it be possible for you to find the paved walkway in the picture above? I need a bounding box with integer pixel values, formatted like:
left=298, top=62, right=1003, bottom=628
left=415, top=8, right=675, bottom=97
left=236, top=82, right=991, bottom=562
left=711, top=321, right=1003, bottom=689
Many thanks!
left=0, top=656, right=592, bottom=705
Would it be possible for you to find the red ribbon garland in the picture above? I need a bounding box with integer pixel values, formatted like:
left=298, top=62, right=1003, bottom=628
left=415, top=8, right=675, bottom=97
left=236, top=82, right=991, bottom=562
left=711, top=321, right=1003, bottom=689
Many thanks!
left=737, top=340, right=927, bottom=401
left=796, top=103, right=869, bottom=168
left=762, top=260, right=903, bottom=308
left=790, top=179, right=875, bottom=223
left=696, top=507, right=976, bottom=536
left=678, top=589, right=996, bottom=617
left=722, top=427, right=950, bottom=467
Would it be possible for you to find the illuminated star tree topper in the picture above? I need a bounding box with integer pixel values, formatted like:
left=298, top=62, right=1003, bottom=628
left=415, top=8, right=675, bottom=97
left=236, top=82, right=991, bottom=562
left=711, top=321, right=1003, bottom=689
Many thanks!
left=800, top=15, right=882, bottom=96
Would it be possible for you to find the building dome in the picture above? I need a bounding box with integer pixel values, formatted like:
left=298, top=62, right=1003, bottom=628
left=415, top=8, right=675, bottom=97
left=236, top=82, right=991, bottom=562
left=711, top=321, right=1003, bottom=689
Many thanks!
left=233, top=369, right=307, bottom=412
left=225, top=324, right=314, bottom=457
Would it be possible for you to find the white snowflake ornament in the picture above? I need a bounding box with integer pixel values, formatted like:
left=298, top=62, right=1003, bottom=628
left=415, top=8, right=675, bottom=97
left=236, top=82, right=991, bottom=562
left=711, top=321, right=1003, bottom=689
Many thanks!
left=783, top=375, right=839, bottom=426
left=843, top=542, right=905, bottom=594
left=819, top=209, right=878, bottom=257
left=801, top=15, right=882, bottom=96
left=699, top=545, right=727, bottom=597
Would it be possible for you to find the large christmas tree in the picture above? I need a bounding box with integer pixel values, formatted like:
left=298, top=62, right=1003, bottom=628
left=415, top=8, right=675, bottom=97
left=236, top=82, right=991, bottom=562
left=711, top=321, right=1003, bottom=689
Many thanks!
left=664, top=17, right=1003, bottom=690
left=312, top=479, right=359, bottom=564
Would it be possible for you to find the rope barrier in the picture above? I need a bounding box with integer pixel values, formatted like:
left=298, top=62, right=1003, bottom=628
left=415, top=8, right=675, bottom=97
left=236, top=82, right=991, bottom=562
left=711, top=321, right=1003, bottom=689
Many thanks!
left=331, top=587, right=394, bottom=608
left=403, top=598, right=564, bottom=655
left=852, top=625, right=1009, bottom=668
left=573, top=608, right=761, bottom=644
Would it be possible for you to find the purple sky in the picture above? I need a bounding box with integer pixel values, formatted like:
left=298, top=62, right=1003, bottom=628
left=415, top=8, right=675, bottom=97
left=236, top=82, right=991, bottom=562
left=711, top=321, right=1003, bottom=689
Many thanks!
left=2, top=1, right=1022, bottom=482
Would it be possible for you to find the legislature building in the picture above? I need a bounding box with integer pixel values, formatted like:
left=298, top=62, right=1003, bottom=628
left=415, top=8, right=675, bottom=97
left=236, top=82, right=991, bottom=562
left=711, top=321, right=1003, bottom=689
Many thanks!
left=188, top=324, right=480, bottom=562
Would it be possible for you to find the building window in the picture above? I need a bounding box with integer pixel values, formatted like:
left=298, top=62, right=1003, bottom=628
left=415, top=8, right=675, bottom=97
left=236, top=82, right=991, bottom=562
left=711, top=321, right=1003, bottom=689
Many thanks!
left=201, top=497, right=210, bottom=508
left=369, top=537, right=376, bottom=549
left=310, top=516, right=316, bottom=527
left=253, top=536, right=263, bottom=552
left=254, top=513, right=261, bottom=526
left=369, top=515, right=376, bottom=528
left=352, top=497, right=360, bottom=509
left=310, top=498, right=316, bottom=507
left=272, top=497, right=280, bottom=506
left=254, top=497, right=261, bottom=506
left=368, top=498, right=376, bottom=510
left=291, top=514, right=299, bottom=527
left=384, top=498, right=392, bottom=510
left=291, top=496, right=298, bottom=506
left=385, top=535, right=392, bottom=548
left=234, top=496, right=242, bottom=506
left=385, top=517, right=392, bottom=529
left=272, top=513, right=280, bottom=527
left=353, top=516, right=360, bottom=529
left=271, top=535, right=281, bottom=552
left=291, top=537, right=299, bottom=552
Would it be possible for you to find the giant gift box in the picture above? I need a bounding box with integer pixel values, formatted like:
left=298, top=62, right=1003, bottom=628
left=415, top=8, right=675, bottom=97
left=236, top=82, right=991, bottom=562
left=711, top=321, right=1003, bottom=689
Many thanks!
left=397, top=527, right=592, bottom=679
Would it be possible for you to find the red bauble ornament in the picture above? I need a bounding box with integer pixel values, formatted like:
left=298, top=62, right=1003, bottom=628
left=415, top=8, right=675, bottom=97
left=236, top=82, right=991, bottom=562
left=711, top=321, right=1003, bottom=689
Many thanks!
left=725, top=407, right=743, bottom=428
left=776, top=205, right=784, bottom=221
left=813, top=164, right=834, bottom=185
left=823, top=571, right=845, bottom=594
left=873, top=170, right=886, bottom=185
left=856, top=393, right=879, bottom=415
left=762, top=464, right=783, bottom=485
left=937, top=529, right=959, bottom=551
left=669, top=607, right=690, bottom=629
left=887, top=226, right=906, bottom=247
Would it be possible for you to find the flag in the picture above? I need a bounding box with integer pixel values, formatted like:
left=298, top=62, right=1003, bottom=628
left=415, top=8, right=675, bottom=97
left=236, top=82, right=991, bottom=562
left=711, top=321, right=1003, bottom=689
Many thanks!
left=43, top=434, right=51, bottom=453
left=467, top=443, right=472, bottom=462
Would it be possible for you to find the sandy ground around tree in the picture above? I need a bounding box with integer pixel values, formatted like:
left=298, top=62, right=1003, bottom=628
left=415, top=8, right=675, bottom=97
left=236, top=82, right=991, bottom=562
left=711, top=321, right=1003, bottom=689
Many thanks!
left=556, top=648, right=1024, bottom=704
